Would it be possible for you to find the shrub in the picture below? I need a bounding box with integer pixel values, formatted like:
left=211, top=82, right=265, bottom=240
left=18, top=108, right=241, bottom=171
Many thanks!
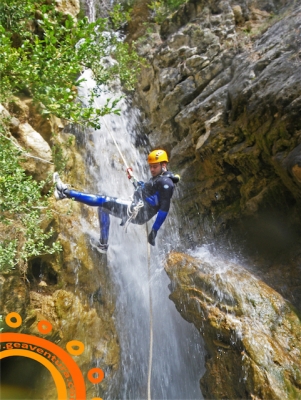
left=0, top=0, right=143, bottom=272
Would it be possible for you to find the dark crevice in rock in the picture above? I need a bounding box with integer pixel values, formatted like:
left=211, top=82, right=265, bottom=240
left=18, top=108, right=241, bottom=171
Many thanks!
left=142, top=84, right=151, bottom=92
left=224, top=91, right=232, bottom=125
left=27, top=258, right=58, bottom=289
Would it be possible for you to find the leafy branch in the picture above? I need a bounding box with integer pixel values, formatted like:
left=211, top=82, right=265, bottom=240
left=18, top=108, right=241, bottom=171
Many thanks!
left=0, top=0, right=145, bottom=273
left=0, top=0, right=144, bottom=128
left=0, top=126, right=61, bottom=273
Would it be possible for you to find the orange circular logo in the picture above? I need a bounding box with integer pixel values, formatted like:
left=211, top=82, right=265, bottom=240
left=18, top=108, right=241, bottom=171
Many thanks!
left=1, top=312, right=105, bottom=399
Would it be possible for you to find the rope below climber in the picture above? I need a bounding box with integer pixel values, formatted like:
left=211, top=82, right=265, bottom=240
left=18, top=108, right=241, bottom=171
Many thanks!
left=53, top=149, right=180, bottom=254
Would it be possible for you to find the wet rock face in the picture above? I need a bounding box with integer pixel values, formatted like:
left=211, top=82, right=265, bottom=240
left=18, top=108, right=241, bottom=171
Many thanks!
left=134, top=0, right=301, bottom=251
left=0, top=171, right=120, bottom=399
left=0, top=100, right=120, bottom=398
left=55, top=0, right=80, bottom=18
left=165, top=251, right=301, bottom=400
left=0, top=100, right=55, bottom=182
left=0, top=3, right=119, bottom=398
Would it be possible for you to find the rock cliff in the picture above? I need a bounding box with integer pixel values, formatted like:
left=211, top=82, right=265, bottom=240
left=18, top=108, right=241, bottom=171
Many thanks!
left=165, top=251, right=301, bottom=400
left=0, top=2, right=120, bottom=397
left=133, top=0, right=301, bottom=265
left=130, top=0, right=301, bottom=398
left=0, top=98, right=120, bottom=399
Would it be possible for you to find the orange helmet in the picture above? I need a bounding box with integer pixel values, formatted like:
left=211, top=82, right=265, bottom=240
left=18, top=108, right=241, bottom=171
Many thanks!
left=147, top=149, right=169, bottom=164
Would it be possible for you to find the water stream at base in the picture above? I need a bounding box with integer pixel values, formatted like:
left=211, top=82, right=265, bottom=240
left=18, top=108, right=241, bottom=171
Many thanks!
left=77, top=70, right=205, bottom=399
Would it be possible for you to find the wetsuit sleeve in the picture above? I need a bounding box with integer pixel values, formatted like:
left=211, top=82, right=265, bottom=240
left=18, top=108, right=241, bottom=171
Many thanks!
left=152, top=210, right=168, bottom=231
left=152, top=178, right=174, bottom=231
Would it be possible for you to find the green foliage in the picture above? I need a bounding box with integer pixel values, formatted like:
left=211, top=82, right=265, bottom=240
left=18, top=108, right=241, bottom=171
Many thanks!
left=109, top=4, right=131, bottom=30
left=149, top=0, right=187, bottom=23
left=0, top=0, right=144, bottom=273
left=0, top=240, right=17, bottom=272
left=0, top=0, right=36, bottom=34
left=0, top=127, right=62, bottom=273
left=51, top=134, right=74, bottom=173
left=0, top=0, right=143, bottom=128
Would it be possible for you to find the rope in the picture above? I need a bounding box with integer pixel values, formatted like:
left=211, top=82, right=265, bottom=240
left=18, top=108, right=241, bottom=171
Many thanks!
left=0, top=132, right=54, bottom=164
left=102, top=116, right=152, bottom=397
left=146, top=223, right=153, bottom=400
left=102, top=117, right=131, bottom=170
left=101, top=116, right=144, bottom=230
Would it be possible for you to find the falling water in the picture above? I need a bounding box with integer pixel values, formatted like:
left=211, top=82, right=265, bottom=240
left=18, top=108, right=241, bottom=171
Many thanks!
left=76, top=65, right=205, bottom=399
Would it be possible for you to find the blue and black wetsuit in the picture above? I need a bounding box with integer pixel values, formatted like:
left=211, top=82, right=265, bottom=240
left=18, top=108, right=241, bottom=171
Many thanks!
left=64, top=171, right=178, bottom=244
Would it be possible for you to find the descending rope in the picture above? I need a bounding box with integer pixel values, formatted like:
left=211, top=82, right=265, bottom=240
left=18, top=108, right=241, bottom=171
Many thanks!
left=146, top=224, right=153, bottom=400
left=102, top=117, right=131, bottom=170
left=102, top=116, right=144, bottom=229
left=102, top=116, right=153, bottom=397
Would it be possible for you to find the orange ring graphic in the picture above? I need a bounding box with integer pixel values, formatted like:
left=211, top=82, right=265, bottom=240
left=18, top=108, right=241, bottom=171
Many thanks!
left=66, top=340, right=85, bottom=356
left=0, top=333, right=86, bottom=399
left=5, top=312, right=22, bottom=328
left=0, top=349, right=67, bottom=399
left=88, top=368, right=105, bottom=384
left=38, top=320, right=53, bottom=334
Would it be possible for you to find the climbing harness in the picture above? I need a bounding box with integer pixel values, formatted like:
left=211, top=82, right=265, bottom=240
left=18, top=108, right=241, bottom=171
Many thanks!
left=124, top=198, right=144, bottom=232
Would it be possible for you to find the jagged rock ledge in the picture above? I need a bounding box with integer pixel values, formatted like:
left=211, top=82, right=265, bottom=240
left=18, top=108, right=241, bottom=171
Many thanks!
left=165, top=251, right=301, bottom=399
left=134, top=0, right=301, bottom=256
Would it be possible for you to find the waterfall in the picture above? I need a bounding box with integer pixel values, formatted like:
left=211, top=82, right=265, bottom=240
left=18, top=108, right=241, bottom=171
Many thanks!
left=76, top=66, right=205, bottom=399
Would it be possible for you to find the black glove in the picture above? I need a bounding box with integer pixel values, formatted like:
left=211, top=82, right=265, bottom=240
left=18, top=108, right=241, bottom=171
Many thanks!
left=148, top=229, right=157, bottom=246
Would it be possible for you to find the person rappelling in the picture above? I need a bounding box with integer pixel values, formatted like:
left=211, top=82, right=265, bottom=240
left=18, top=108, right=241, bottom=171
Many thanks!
left=53, top=149, right=180, bottom=253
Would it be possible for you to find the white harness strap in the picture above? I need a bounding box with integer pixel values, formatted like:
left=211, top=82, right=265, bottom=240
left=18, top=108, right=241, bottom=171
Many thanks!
left=124, top=198, right=144, bottom=232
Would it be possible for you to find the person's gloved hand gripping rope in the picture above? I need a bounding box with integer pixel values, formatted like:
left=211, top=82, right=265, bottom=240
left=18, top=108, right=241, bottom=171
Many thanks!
left=148, top=210, right=168, bottom=245
left=146, top=169, right=175, bottom=246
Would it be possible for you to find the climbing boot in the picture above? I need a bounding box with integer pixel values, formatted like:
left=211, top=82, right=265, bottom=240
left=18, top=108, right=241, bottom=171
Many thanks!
left=53, top=172, right=68, bottom=200
left=90, top=238, right=109, bottom=254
